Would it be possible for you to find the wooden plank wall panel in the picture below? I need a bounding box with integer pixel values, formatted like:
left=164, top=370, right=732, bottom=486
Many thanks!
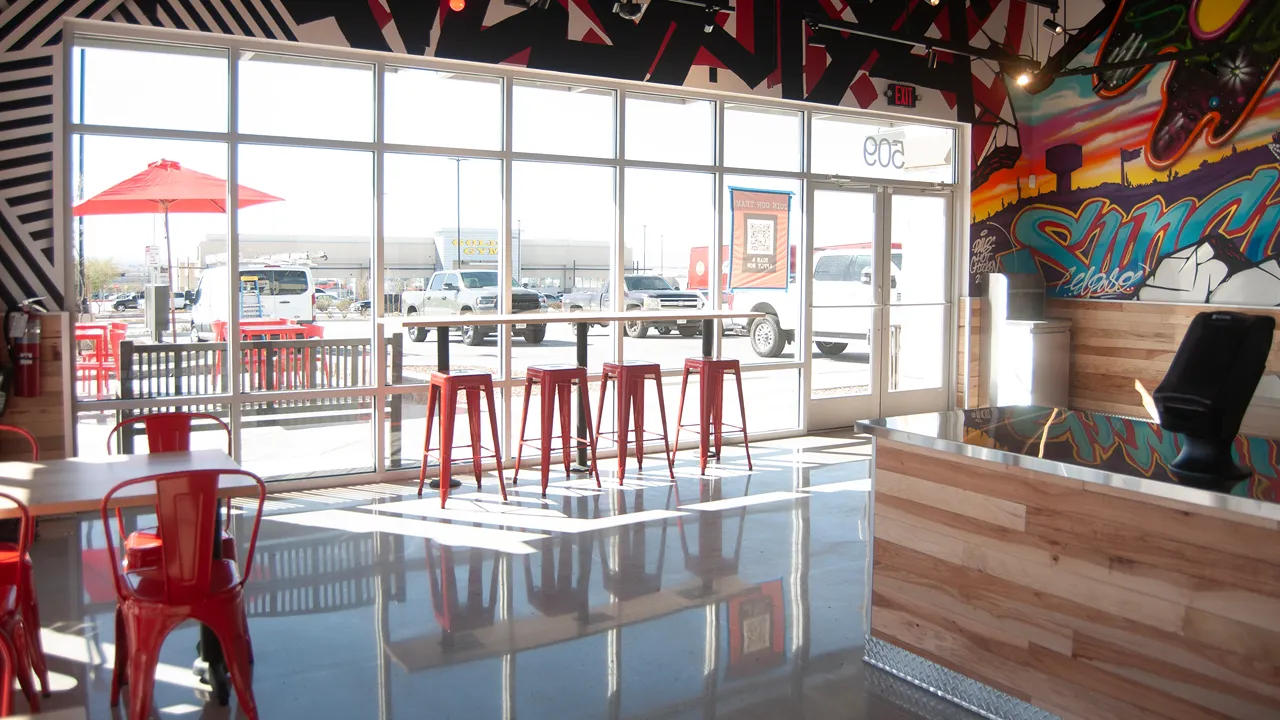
left=871, top=438, right=1280, bottom=720
left=958, top=297, right=984, bottom=408
left=0, top=313, right=69, bottom=461
left=1046, top=300, right=1280, bottom=437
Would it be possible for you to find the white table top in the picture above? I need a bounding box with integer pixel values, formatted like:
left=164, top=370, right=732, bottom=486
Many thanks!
left=0, top=449, right=258, bottom=518
left=395, top=308, right=763, bottom=329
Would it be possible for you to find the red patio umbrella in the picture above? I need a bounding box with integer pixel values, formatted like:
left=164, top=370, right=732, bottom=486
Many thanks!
left=72, top=159, right=283, bottom=342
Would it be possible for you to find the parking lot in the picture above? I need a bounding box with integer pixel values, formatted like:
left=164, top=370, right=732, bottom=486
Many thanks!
left=79, top=305, right=877, bottom=393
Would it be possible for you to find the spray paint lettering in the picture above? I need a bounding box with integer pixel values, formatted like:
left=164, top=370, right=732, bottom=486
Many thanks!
left=1010, top=167, right=1280, bottom=298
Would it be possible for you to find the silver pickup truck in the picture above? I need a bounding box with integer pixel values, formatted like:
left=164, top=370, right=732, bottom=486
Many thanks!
left=401, top=270, right=547, bottom=346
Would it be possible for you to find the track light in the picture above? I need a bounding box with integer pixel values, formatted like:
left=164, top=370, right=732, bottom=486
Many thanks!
left=926, top=49, right=938, bottom=69
left=806, top=20, right=825, bottom=47
left=1043, top=18, right=1064, bottom=35
left=704, top=8, right=717, bottom=32
left=613, top=1, right=644, bottom=20
left=1016, top=71, right=1034, bottom=87
left=925, top=0, right=940, bottom=5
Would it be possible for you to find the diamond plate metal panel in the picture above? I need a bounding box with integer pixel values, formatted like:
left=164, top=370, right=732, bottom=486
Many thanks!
left=864, top=637, right=1061, bottom=720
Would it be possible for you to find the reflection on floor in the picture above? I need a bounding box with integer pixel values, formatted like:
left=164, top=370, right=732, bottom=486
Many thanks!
left=27, top=434, right=980, bottom=719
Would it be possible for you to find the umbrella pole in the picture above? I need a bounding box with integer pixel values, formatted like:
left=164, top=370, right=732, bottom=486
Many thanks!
left=164, top=205, right=178, bottom=343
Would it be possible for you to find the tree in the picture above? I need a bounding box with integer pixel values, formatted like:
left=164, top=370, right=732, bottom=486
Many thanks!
left=82, top=257, right=121, bottom=300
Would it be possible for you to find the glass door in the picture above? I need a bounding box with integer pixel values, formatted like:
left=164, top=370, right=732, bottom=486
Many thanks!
left=879, top=189, right=952, bottom=417
left=807, top=184, right=883, bottom=428
left=806, top=185, right=952, bottom=428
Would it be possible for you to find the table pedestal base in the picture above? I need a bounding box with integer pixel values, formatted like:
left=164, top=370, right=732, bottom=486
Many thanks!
left=863, top=637, right=1059, bottom=720
left=428, top=479, right=464, bottom=489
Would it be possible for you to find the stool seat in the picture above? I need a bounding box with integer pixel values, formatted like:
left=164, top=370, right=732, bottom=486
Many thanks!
left=595, top=361, right=675, bottom=481
left=418, top=371, right=507, bottom=507
left=430, top=370, right=495, bottom=387
left=515, top=365, right=601, bottom=495
left=674, top=357, right=753, bottom=475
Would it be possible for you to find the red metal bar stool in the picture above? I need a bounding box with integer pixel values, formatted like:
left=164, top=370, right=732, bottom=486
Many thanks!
left=593, top=361, right=675, bottom=482
left=417, top=370, right=507, bottom=508
left=673, top=357, right=754, bottom=475
left=514, top=364, right=602, bottom=495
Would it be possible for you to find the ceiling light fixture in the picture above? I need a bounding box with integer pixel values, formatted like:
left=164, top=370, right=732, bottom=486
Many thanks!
left=1043, top=18, right=1064, bottom=35
left=613, top=1, right=644, bottom=19
left=926, top=49, right=939, bottom=69
left=925, top=0, right=940, bottom=6
left=449, top=0, right=466, bottom=10
left=1016, top=71, right=1034, bottom=87
left=806, top=20, right=825, bottom=47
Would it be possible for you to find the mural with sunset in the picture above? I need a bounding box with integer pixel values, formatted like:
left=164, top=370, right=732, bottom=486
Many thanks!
left=971, top=0, right=1280, bottom=308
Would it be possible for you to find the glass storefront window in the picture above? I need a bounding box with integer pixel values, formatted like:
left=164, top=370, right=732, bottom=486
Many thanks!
left=625, top=93, right=714, bottom=165
left=513, top=80, right=616, bottom=158
left=384, top=68, right=503, bottom=150
left=68, top=29, right=960, bottom=480
left=383, top=153, right=504, bottom=382
left=812, top=115, right=956, bottom=184
left=72, top=37, right=228, bottom=133
left=239, top=53, right=374, bottom=142
left=512, top=161, right=618, bottom=376
left=724, top=104, right=802, bottom=171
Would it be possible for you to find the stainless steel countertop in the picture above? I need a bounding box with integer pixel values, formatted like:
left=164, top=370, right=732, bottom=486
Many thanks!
left=856, top=407, right=1280, bottom=523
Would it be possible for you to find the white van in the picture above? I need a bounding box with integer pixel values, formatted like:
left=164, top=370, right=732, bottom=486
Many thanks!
left=190, top=264, right=316, bottom=341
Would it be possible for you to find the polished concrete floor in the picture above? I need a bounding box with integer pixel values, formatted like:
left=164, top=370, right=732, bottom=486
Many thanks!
left=25, top=435, right=980, bottom=719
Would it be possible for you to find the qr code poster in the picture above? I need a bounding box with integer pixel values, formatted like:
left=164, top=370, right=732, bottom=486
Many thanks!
left=743, top=215, right=777, bottom=273
left=730, top=188, right=791, bottom=290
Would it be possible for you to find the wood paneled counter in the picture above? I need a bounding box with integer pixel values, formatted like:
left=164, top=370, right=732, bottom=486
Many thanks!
left=857, top=407, right=1280, bottom=720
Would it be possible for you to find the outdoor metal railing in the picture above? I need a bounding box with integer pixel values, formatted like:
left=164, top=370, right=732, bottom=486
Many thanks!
left=112, top=335, right=404, bottom=461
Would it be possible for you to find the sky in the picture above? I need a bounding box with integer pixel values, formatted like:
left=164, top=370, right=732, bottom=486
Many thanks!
left=72, top=40, right=956, bottom=281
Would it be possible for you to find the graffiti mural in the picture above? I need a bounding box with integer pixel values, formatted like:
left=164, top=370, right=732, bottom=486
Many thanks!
left=963, top=407, right=1280, bottom=502
left=972, top=0, right=1280, bottom=308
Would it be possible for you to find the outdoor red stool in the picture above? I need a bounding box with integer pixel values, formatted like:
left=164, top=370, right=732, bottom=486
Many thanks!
left=593, top=361, right=675, bottom=482
left=514, top=364, right=602, bottom=495
left=417, top=371, right=507, bottom=508
left=673, top=357, right=754, bottom=475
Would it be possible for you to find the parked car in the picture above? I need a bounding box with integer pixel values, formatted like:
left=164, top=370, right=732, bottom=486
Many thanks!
left=113, top=289, right=189, bottom=312
left=733, top=246, right=902, bottom=358
left=112, top=292, right=143, bottom=311
left=190, top=264, right=317, bottom=341
left=400, top=270, right=547, bottom=346
left=561, top=275, right=703, bottom=339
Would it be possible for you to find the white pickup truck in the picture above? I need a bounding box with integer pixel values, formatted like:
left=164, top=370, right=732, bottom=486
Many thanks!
left=401, top=269, right=546, bottom=345
left=734, top=248, right=902, bottom=358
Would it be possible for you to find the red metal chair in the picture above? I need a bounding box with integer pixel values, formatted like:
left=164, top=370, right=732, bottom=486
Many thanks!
left=102, top=469, right=266, bottom=720
left=0, top=428, right=48, bottom=702
left=593, top=361, right=675, bottom=481
left=0, top=492, right=42, bottom=715
left=106, top=413, right=237, bottom=570
left=417, top=371, right=507, bottom=507
left=513, top=365, right=602, bottom=496
left=0, top=425, right=37, bottom=460
left=672, top=358, right=754, bottom=475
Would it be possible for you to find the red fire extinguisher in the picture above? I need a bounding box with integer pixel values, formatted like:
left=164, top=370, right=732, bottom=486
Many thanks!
left=6, top=299, right=45, bottom=399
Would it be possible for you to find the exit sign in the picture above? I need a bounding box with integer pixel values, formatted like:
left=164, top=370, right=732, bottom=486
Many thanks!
left=885, top=83, right=918, bottom=108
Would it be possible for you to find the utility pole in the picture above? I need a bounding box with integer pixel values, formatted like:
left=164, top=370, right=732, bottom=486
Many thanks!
left=453, top=157, right=463, bottom=270
left=642, top=224, right=647, bottom=272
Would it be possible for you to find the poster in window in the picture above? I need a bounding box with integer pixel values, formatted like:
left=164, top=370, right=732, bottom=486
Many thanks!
left=729, top=188, right=791, bottom=290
